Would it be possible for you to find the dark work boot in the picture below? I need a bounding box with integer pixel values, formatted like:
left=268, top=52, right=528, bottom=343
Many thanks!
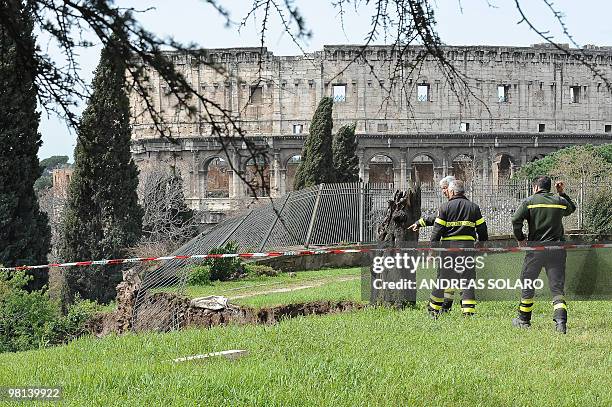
left=427, top=305, right=441, bottom=320
left=553, top=298, right=568, bottom=334
left=554, top=319, right=567, bottom=334
left=441, top=300, right=453, bottom=313
left=512, top=317, right=531, bottom=329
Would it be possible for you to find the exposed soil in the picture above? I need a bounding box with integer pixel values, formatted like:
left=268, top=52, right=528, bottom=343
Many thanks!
left=87, top=278, right=365, bottom=337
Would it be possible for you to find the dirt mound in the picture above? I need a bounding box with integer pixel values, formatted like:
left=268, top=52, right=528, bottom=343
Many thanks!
left=186, top=299, right=364, bottom=328
left=88, top=280, right=364, bottom=336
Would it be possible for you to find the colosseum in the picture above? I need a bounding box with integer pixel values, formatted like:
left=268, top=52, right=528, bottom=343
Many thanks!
left=130, top=44, right=612, bottom=222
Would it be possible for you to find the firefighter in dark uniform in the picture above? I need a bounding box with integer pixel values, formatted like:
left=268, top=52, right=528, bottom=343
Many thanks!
left=410, top=175, right=458, bottom=311
left=411, top=175, right=456, bottom=230
left=427, top=180, right=488, bottom=317
left=511, top=176, right=576, bottom=334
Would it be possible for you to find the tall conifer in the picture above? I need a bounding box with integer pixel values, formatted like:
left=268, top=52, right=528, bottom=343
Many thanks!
left=332, top=123, right=359, bottom=182
left=60, top=40, right=142, bottom=303
left=294, top=97, right=335, bottom=190
left=0, top=4, right=50, bottom=290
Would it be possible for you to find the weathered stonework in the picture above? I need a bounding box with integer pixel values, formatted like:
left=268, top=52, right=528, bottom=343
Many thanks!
left=130, top=44, right=612, bottom=222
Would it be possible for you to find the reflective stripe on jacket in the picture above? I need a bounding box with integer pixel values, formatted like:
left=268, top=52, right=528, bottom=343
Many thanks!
left=512, top=191, right=576, bottom=242
left=430, top=195, right=488, bottom=242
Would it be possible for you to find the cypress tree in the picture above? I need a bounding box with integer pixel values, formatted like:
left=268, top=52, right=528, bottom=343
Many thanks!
left=59, top=40, right=142, bottom=303
left=0, top=4, right=51, bottom=290
left=294, top=97, right=335, bottom=190
left=332, top=123, right=359, bottom=182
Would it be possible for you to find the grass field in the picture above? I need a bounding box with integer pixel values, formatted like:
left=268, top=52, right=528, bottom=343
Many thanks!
left=183, top=267, right=362, bottom=308
left=179, top=246, right=612, bottom=308
left=1, top=251, right=611, bottom=406
left=0, top=301, right=610, bottom=406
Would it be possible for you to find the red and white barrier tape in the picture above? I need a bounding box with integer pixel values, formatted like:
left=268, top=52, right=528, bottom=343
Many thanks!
left=1, top=243, right=611, bottom=272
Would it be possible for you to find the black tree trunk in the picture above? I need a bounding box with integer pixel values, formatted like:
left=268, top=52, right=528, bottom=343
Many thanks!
left=371, top=184, right=421, bottom=307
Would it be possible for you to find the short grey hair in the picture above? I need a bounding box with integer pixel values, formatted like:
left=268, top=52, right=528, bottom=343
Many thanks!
left=448, top=179, right=465, bottom=194
left=439, top=175, right=456, bottom=188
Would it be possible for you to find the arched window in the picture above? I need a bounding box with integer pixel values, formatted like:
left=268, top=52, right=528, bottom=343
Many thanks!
left=411, top=154, right=434, bottom=183
left=369, top=154, right=394, bottom=185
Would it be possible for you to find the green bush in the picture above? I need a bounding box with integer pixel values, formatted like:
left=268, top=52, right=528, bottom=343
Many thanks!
left=43, top=296, right=101, bottom=346
left=515, top=144, right=612, bottom=180
left=0, top=271, right=100, bottom=353
left=187, top=265, right=212, bottom=285
left=584, top=191, right=612, bottom=236
left=0, top=271, right=57, bottom=353
left=244, top=264, right=280, bottom=277
left=204, top=242, right=244, bottom=281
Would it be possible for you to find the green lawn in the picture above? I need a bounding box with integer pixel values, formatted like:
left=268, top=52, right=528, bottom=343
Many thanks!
left=0, top=301, right=610, bottom=406
left=178, top=247, right=612, bottom=309
left=235, top=278, right=362, bottom=308
left=183, top=267, right=363, bottom=307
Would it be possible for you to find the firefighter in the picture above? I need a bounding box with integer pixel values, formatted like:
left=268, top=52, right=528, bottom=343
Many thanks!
left=410, top=175, right=456, bottom=230
left=511, top=176, right=576, bottom=334
left=409, top=175, right=458, bottom=310
left=428, top=180, right=488, bottom=317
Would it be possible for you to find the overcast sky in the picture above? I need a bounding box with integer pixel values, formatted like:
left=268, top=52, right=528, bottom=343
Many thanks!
left=38, top=0, right=612, bottom=160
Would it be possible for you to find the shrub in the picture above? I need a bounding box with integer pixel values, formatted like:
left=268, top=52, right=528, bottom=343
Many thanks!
left=0, top=271, right=100, bottom=353
left=43, top=296, right=101, bottom=346
left=187, top=265, right=212, bottom=286
left=584, top=191, right=612, bottom=236
left=515, top=144, right=612, bottom=180
left=244, top=264, right=280, bottom=277
left=0, top=271, right=57, bottom=353
left=204, top=241, right=244, bottom=281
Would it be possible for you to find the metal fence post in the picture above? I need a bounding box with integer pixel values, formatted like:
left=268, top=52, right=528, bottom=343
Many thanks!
left=259, top=194, right=290, bottom=251
left=305, top=184, right=324, bottom=248
left=359, top=183, right=364, bottom=245
left=579, top=176, right=584, bottom=230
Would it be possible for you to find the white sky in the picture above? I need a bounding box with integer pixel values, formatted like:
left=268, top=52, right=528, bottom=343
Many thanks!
left=38, top=0, right=612, bottom=160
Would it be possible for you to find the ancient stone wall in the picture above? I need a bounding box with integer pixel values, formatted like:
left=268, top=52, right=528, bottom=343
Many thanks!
left=131, top=44, right=612, bottom=140
left=129, top=44, right=612, bottom=219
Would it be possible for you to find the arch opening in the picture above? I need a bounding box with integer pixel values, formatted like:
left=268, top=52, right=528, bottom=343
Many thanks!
left=495, top=153, right=515, bottom=182
left=411, top=154, right=434, bottom=183
left=369, top=154, right=394, bottom=185
left=285, top=155, right=302, bottom=192
left=245, top=156, right=270, bottom=197
left=452, top=154, right=474, bottom=182
left=200, top=157, right=229, bottom=198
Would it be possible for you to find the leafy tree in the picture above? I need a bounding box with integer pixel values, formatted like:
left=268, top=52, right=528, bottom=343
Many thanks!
left=34, top=176, right=53, bottom=192
left=515, top=144, right=612, bottom=180
left=39, top=155, right=69, bottom=174
left=549, top=145, right=612, bottom=183
left=294, top=97, right=335, bottom=189
left=59, top=39, right=143, bottom=304
left=0, top=4, right=50, bottom=290
left=584, top=191, right=612, bottom=237
left=333, top=123, right=359, bottom=182
left=515, top=144, right=612, bottom=235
